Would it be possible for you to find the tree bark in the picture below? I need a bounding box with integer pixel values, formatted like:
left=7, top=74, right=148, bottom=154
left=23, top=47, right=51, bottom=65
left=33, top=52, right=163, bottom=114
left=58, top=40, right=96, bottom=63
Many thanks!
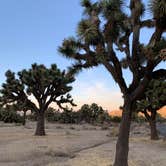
left=113, top=99, right=132, bottom=166
left=22, top=110, right=26, bottom=126
left=143, top=110, right=159, bottom=140
left=150, top=120, right=158, bottom=140
left=149, top=117, right=159, bottom=140
left=35, top=111, right=46, bottom=136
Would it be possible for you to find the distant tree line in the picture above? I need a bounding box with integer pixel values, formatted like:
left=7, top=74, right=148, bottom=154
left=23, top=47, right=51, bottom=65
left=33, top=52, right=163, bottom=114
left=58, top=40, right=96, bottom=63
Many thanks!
left=1, top=102, right=165, bottom=126
left=28, top=103, right=114, bottom=124
left=0, top=103, right=120, bottom=124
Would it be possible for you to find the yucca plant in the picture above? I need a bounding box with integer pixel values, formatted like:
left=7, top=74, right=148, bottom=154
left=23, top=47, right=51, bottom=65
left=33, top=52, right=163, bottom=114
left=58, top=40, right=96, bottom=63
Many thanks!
left=149, top=0, right=166, bottom=47
left=149, top=0, right=166, bottom=19
left=136, top=79, right=166, bottom=140
left=0, top=64, right=76, bottom=135
left=59, top=0, right=166, bottom=165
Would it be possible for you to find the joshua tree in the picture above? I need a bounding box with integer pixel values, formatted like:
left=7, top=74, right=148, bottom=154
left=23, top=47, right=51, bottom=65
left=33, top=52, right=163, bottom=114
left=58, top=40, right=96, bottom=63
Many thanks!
left=59, top=0, right=166, bottom=165
left=79, top=103, right=107, bottom=123
left=136, top=79, right=166, bottom=140
left=0, top=63, right=75, bottom=135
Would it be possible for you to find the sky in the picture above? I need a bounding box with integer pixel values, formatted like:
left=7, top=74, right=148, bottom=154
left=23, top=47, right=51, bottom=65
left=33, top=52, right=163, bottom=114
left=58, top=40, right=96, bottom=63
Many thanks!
left=0, top=0, right=165, bottom=111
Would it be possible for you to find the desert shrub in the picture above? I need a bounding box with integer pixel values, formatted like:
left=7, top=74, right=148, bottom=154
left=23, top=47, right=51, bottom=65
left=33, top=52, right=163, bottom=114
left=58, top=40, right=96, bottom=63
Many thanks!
left=59, top=107, right=73, bottom=123
left=68, top=111, right=81, bottom=124
left=133, top=115, right=147, bottom=123
left=45, top=107, right=80, bottom=124
left=110, top=116, right=122, bottom=123
left=0, top=107, right=24, bottom=123
left=27, top=111, right=37, bottom=121
left=59, top=107, right=81, bottom=124
left=45, top=107, right=61, bottom=122
left=27, top=104, right=113, bottom=124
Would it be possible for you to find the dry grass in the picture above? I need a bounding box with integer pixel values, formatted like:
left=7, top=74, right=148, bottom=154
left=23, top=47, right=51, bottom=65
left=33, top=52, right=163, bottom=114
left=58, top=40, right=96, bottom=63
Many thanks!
left=0, top=122, right=166, bottom=166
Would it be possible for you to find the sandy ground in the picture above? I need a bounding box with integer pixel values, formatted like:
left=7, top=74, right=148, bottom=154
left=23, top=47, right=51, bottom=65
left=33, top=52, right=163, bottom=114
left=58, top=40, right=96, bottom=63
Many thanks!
left=0, top=121, right=166, bottom=166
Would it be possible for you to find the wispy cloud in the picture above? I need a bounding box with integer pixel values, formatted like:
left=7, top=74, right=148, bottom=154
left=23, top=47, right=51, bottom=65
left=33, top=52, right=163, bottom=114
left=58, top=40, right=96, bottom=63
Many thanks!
left=71, top=81, right=123, bottom=111
left=27, top=80, right=123, bottom=111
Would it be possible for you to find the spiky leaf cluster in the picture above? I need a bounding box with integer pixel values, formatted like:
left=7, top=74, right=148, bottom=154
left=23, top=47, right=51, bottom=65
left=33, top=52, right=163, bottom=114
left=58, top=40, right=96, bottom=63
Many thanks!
left=149, top=0, right=166, bottom=18
left=149, top=0, right=166, bottom=29
left=101, top=0, right=124, bottom=19
left=77, top=19, right=101, bottom=45
left=0, top=64, right=76, bottom=112
left=81, top=0, right=101, bottom=16
left=144, top=38, right=166, bottom=60
left=0, top=70, right=25, bottom=104
left=59, top=37, right=82, bottom=57
left=136, top=79, right=166, bottom=112
left=59, top=0, right=166, bottom=99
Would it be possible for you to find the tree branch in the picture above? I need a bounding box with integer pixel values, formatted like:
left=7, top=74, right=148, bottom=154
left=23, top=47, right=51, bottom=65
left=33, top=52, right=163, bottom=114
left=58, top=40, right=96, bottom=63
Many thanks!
left=104, top=61, right=128, bottom=95
left=140, top=20, right=155, bottom=28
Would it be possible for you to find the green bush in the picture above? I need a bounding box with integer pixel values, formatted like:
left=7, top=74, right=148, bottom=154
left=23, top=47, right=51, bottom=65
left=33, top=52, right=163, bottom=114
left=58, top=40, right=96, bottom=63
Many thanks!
left=0, top=108, right=24, bottom=123
left=27, top=111, right=37, bottom=121
left=110, top=116, right=122, bottom=123
left=45, top=107, right=61, bottom=122
left=59, top=107, right=81, bottom=124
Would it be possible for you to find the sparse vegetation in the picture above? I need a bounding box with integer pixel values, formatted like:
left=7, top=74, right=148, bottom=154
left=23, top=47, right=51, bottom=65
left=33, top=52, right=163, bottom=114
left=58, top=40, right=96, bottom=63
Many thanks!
left=0, top=107, right=24, bottom=124
left=31, top=103, right=112, bottom=125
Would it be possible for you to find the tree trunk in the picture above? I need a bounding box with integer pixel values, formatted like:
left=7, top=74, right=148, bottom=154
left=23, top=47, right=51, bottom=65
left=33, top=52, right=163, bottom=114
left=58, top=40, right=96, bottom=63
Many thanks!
left=149, top=119, right=159, bottom=140
left=143, top=110, right=159, bottom=140
left=22, top=110, right=26, bottom=126
left=113, top=100, right=132, bottom=166
left=35, top=111, right=45, bottom=136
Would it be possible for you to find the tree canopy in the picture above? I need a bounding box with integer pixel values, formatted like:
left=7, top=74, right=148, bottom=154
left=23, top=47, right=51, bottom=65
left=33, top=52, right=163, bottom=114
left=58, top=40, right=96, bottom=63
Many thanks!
left=0, top=63, right=75, bottom=111
left=59, top=0, right=166, bottom=98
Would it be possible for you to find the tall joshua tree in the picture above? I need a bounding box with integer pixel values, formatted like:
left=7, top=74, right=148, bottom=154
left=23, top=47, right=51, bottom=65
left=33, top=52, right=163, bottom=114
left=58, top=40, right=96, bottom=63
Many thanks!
left=59, top=0, right=166, bottom=165
left=0, top=64, right=75, bottom=135
left=136, top=79, right=166, bottom=140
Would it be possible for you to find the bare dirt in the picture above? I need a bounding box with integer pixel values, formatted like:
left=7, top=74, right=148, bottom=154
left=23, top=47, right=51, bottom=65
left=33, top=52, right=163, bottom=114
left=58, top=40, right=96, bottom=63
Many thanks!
left=0, top=121, right=166, bottom=166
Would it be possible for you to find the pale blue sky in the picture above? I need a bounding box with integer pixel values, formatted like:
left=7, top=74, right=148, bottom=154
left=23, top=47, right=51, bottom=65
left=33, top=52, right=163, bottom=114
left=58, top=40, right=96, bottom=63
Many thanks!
left=0, top=0, right=165, bottom=110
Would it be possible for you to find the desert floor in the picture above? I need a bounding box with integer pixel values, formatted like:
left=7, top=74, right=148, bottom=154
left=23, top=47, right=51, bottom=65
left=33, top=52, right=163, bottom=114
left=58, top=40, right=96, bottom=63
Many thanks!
left=0, top=121, right=166, bottom=166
